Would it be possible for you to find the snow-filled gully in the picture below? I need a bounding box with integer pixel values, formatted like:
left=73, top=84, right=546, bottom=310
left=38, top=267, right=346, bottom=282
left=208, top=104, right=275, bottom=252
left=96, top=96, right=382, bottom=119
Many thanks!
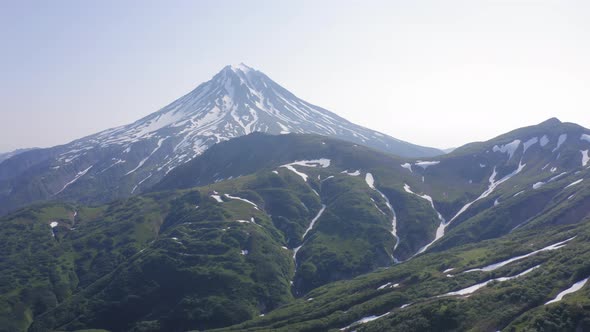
left=340, top=312, right=391, bottom=331
left=54, top=165, right=94, bottom=195
left=125, top=138, right=167, bottom=175
left=292, top=204, right=327, bottom=282
left=365, top=173, right=399, bottom=261
left=279, top=159, right=331, bottom=182
left=403, top=184, right=445, bottom=255
left=463, top=236, right=574, bottom=273
left=545, top=277, right=589, bottom=305
left=293, top=205, right=326, bottom=262
left=224, top=194, right=260, bottom=210
left=440, top=265, right=540, bottom=297
left=416, top=162, right=525, bottom=255
left=131, top=173, right=152, bottom=194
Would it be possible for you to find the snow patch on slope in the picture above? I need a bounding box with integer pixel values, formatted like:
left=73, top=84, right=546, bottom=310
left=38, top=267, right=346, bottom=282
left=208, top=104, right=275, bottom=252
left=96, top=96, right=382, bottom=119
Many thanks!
left=400, top=163, right=413, bottom=172
left=545, top=277, right=589, bottom=305
left=280, top=159, right=331, bottom=182
left=417, top=162, right=526, bottom=254
left=341, top=170, right=361, bottom=176
left=441, top=265, right=540, bottom=297
left=125, top=138, right=167, bottom=175
left=54, top=166, right=93, bottom=195
left=339, top=312, right=391, bottom=331
left=366, top=173, right=399, bottom=258
left=451, top=162, right=525, bottom=223
left=131, top=173, right=152, bottom=194
left=404, top=184, right=446, bottom=255
left=565, top=179, right=583, bottom=189
left=293, top=205, right=327, bottom=265
left=224, top=194, right=259, bottom=210
left=581, top=150, right=589, bottom=167
left=414, top=160, right=440, bottom=169
left=493, top=140, right=521, bottom=160
left=552, top=134, right=567, bottom=152
left=523, top=137, right=538, bottom=154
left=464, top=237, right=574, bottom=273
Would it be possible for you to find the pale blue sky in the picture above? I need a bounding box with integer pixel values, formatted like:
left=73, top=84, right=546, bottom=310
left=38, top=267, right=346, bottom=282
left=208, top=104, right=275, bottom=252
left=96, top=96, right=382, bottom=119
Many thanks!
left=1, top=0, right=590, bottom=151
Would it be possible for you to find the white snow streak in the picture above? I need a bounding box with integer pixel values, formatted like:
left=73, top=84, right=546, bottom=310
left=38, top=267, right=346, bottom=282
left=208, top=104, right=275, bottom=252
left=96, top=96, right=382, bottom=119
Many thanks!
left=301, top=205, right=326, bottom=244
left=366, top=173, right=399, bottom=256
left=414, top=160, right=440, bottom=169
left=464, top=237, right=574, bottom=273
left=224, top=194, right=259, bottom=210
left=564, top=179, right=583, bottom=189
left=404, top=184, right=446, bottom=255
left=280, top=159, right=331, bottom=182
left=131, top=173, right=152, bottom=194
left=281, top=165, right=308, bottom=181
left=451, top=162, right=525, bottom=223
left=545, top=277, right=589, bottom=305
left=441, top=265, right=540, bottom=297
left=339, top=312, right=391, bottom=331
left=581, top=150, right=589, bottom=167
left=400, top=163, right=413, bottom=172
left=293, top=205, right=327, bottom=262
left=125, top=138, right=166, bottom=175
left=54, top=166, right=93, bottom=195
left=341, top=170, right=361, bottom=176
left=552, top=134, right=567, bottom=152
left=377, top=282, right=399, bottom=290
left=99, top=158, right=125, bottom=173
left=418, top=162, right=525, bottom=254
left=493, top=140, right=521, bottom=160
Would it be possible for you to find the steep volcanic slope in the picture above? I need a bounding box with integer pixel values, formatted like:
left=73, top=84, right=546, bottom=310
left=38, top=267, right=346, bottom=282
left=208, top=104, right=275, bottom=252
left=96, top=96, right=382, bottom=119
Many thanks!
left=0, top=64, right=441, bottom=215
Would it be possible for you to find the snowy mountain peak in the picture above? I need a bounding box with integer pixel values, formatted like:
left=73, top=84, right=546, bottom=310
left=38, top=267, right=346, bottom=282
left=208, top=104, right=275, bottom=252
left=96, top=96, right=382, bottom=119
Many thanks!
left=0, top=64, right=442, bottom=208
left=229, top=62, right=254, bottom=73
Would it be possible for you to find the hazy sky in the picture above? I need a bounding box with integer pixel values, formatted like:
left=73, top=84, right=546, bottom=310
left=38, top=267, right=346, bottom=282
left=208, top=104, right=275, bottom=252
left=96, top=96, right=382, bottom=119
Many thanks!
left=2, top=0, right=590, bottom=152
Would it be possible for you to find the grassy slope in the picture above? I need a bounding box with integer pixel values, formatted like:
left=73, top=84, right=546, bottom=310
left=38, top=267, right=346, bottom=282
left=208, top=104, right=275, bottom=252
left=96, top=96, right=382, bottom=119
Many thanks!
left=213, top=221, right=590, bottom=332
left=9, top=161, right=406, bottom=331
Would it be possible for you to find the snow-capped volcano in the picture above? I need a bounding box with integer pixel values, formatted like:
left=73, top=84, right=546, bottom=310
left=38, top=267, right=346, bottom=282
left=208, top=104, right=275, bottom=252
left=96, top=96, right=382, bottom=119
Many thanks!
left=84, top=63, right=440, bottom=166
left=0, top=63, right=441, bottom=214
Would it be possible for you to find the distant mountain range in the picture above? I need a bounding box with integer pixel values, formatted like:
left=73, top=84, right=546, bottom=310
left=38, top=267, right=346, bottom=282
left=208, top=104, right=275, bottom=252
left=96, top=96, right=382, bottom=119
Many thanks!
left=0, top=64, right=441, bottom=216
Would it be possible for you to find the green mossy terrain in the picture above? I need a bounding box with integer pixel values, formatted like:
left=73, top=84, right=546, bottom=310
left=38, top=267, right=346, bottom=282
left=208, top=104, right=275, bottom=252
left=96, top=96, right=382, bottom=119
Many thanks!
left=2, top=119, right=590, bottom=331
